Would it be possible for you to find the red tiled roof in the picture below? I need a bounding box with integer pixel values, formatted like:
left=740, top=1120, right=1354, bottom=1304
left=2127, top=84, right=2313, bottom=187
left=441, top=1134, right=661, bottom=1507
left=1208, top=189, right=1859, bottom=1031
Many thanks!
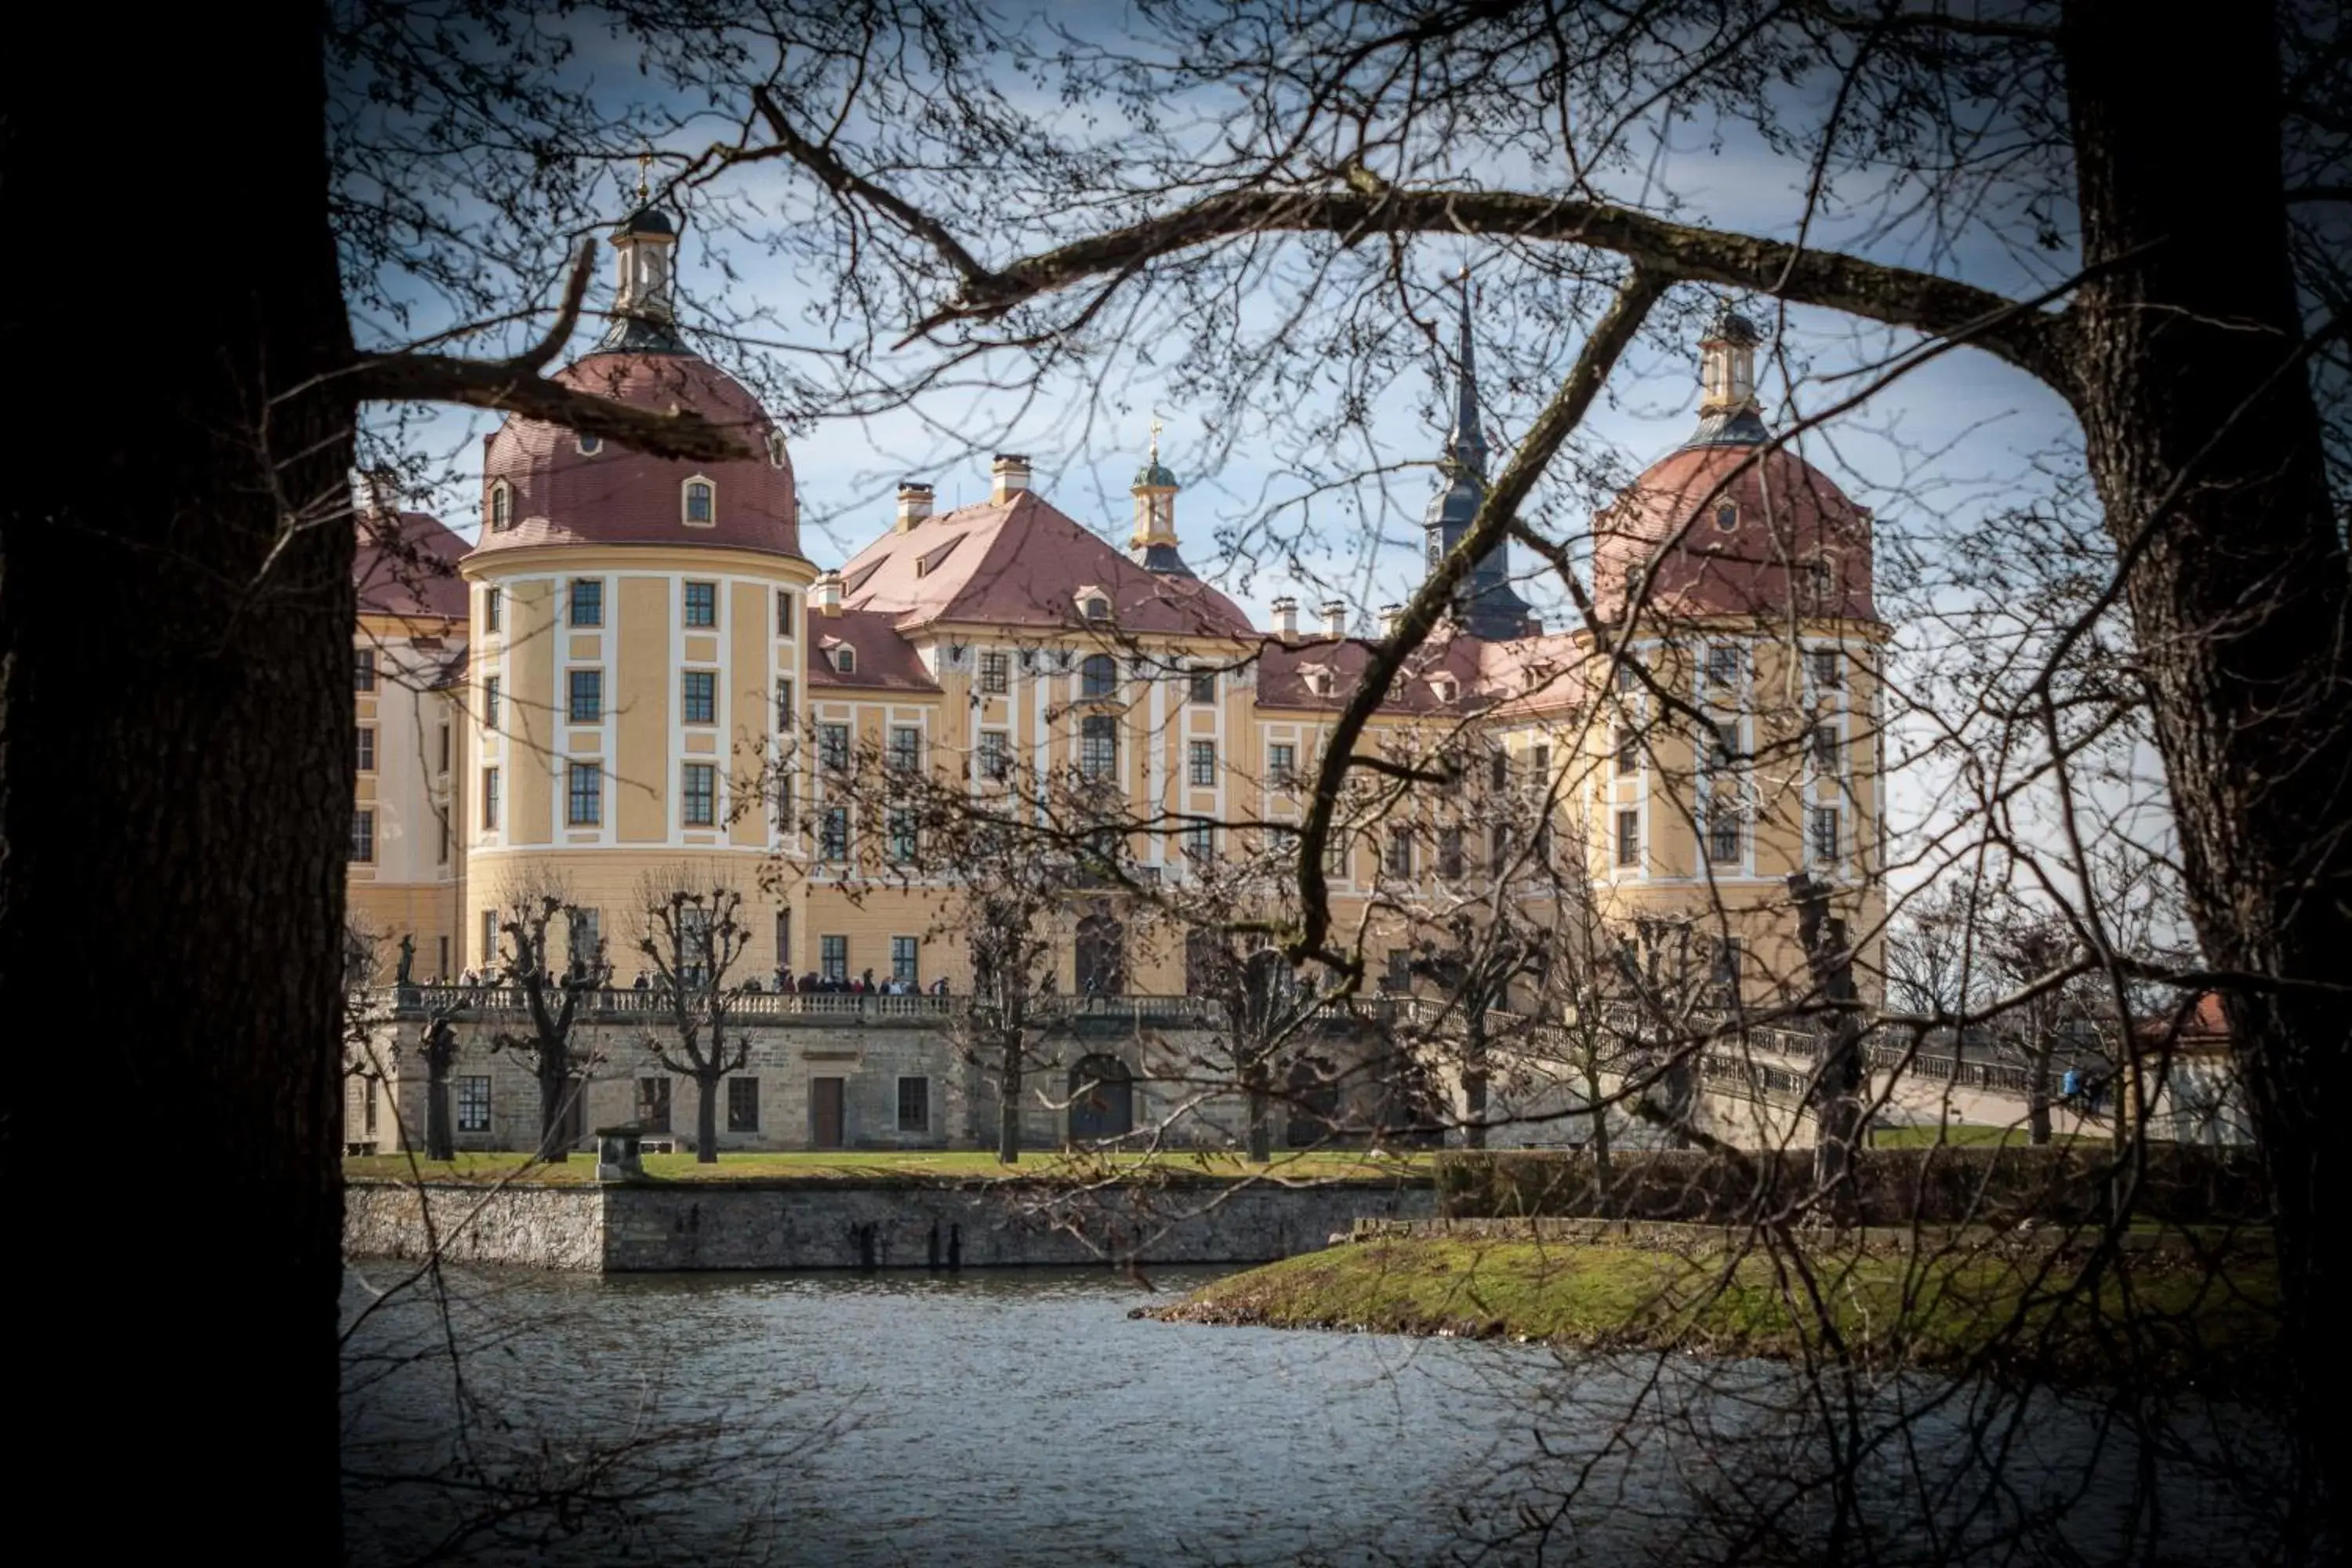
left=355, top=511, right=469, bottom=622
left=1257, top=630, right=1494, bottom=714
left=1594, top=443, right=1880, bottom=624
left=470, top=351, right=800, bottom=561
left=807, top=609, right=940, bottom=692
left=831, top=489, right=1254, bottom=640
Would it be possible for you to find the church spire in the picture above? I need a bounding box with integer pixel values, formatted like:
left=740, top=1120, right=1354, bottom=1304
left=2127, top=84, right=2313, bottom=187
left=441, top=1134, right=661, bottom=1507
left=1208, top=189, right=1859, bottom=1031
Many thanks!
left=1443, top=271, right=1489, bottom=479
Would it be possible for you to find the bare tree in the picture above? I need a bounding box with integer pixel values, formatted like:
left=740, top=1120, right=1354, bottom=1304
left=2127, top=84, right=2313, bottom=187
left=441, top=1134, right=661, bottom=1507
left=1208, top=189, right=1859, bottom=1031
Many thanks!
left=485, top=873, right=610, bottom=1162
left=632, top=870, right=755, bottom=1164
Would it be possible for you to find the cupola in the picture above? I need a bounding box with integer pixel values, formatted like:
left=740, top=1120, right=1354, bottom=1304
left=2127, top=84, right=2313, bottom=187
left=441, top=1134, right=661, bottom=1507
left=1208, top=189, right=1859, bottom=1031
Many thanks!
left=1128, top=419, right=1196, bottom=578
left=597, top=162, right=684, bottom=354
left=1686, top=302, right=1769, bottom=447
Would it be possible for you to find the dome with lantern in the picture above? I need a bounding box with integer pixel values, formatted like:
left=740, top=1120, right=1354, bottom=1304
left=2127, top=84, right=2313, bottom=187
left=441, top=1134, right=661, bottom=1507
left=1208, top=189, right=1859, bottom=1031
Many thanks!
left=1592, top=304, right=1879, bottom=626
left=470, top=200, right=801, bottom=561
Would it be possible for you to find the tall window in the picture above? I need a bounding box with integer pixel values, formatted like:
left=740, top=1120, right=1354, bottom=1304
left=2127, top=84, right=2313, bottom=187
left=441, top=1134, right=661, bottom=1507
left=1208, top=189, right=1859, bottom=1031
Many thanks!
left=636, top=1078, right=673, bottom=1134
left=1811, top=806, right=1841, bottom=863
left=1491, top=822, right=1511, bottom=868
left=1385, top=826, right=1414, bottom=877
left=726, top=1077, right=759, bottom=1131
left=480, top=910, right=498, bottom=971
left=978, top=731, right=1010, bottom=781
left=483, top=676, right=501, bottom=731
left=355, top=726, right=376, bottom=773
left=819, top=807, right=850, bottom=861
left=1183, top=822, right=1214, bottom=862
left=1811, top=648, right=1842, bottom=689
left=681, top=763, right=717, bottom=826
left=569, top=579, right=603, bottom=627
left=820, top=934, right=848, bottom=982
left=889, top=726, right=921, bottom=773
left=567, top=761, right=602, bottom=826
left=775, top=680, right=795, bottom=733
left=350, top=809, right=375, bottom=863
left=488, top=482, right=511, bottom=532
left=1268, top=742, right=1296, bottom=783
left=1080, top=653, right=1116, bottom=699
left=1705, top=644, right=1740, bottom=686
left=1528, top=744, right=1552, bottom=787
left=682, top=670, right=717, bottom=724
left=481, top=768, right=500, bottom=831
left=1188, top=667, right=1216, bottom=703
left=438, top=725, right=450, bottom=775
left=456, top=1076, right=491, bottom=1132
left=1325, top=835, right=1351, bottom=880
left=886, top=809, right=917, bottom=863
left=1188, top=740, right=1216, bottom=786
left=897, top=1076, right=931, bottom=1133
left=684, top=479, right=715, bottom=525
left=775, top=590, right=796, bottom=637
left=1616, top=659, right=1639, bottom=693
left=1810, top=724, right=1839, bottom=769
left=978, top=651, right=1010, bottom=694
left=1489, top=751, right=1509, bottom=790
left=1438, top=827, right=1465, bottom=879
left=568, top=668, right=602, bottom=724
left=354, top=648, right=376, bottom=692
left=683, top=581, right=717, bottom=628
left=1708, top=808, right=1741, bottom=865
left=1615, top=727, right=1638, bottom=776
left=1615, top=809, right=1640, bottom=868
left=818, top=723, right=850, bottom=771
left=1080, top=715, right=1118, bottom=779
left=772, top=771, right=794, bottom=836
left=1705, top=720, right=1739, bottom=768
left=1804, top=558, right=1834, bottom=602
left=485, top=587, right=502, bottom=632
left=891, top=935, right=919, bottom=987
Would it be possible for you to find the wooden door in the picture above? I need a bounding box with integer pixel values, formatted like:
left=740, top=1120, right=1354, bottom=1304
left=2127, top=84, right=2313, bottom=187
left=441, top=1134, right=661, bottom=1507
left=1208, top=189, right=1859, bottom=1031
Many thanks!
left=811, top=1076, right=846, bottom=1149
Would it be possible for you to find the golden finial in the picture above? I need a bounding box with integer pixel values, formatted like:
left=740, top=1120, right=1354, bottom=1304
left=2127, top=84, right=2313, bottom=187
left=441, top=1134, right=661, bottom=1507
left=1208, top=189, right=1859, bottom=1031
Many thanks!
left=637, top=152, right=653, bottom=205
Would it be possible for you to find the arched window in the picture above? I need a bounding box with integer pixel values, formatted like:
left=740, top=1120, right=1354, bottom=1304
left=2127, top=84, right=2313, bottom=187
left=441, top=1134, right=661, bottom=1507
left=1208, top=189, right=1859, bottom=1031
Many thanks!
left=1082, top=595, right=1111, bottom=622
left=765, top=430, right=788, bottom=469
left=683, top=478, right=715, bottom=526
left=1080, top=653, right=1116, bottom=699
left=488, top=481, right=513, bottom=532
left=578, top=434, right=602, bottom=456
left=1074, top=907, right=1126, bottom=995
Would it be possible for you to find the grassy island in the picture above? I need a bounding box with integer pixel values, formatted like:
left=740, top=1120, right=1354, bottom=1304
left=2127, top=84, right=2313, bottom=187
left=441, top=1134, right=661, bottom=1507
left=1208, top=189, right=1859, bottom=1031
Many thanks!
left=1145, top=1233, right=2279, bottom=1392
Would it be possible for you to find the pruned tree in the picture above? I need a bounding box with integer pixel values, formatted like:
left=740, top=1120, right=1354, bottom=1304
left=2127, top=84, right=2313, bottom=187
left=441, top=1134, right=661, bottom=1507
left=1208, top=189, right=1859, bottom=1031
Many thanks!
left=485, top=873, right=611, bottom=1162
left=416, top=1009, right=461, bottom=1163
left=632, top=870, right=755, bottom=1163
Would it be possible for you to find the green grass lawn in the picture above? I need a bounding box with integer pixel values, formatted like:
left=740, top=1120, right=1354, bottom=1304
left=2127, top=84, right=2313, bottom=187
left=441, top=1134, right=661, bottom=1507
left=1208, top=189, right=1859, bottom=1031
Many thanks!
left=1873, top=1121, right=2096, bottom=1149
left=1150, top=1235, right=2278, bottom=1390
left=344, top=1147, right=1434, bottom=1185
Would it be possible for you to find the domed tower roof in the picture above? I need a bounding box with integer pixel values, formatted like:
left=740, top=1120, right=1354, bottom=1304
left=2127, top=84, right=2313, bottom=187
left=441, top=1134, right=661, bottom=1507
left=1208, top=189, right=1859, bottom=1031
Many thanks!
left=1592, top=305, right=1879, bottom=625
left=470, top=202, right=801, bottom=562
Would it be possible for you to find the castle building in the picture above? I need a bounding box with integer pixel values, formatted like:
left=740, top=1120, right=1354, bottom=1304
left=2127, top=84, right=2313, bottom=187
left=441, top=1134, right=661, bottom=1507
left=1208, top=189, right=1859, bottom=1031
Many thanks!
left=349, top=205, right=1887, bottom=1153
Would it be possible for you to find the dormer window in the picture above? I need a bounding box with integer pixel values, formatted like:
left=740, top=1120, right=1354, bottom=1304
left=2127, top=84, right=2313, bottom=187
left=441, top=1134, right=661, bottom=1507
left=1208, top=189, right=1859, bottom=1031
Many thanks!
left=1713, top=502, right=1737, bottom=532
left=1082, top=595, right=1111, bottom=622
left=765, top=430, right=788, bottom=469
left=1305, top=666, right=1334, bottom=697
left=834, top=645, right=857, bottom=675
left=488, top=480, right=514, bottom=533
left=683, top=477, right=716, bottom=527
left=578, top=434, right=603, bottom=456
left=1804, top=558, right=1835, bottom=601
left=1430, top=675, right=1458, bottom=702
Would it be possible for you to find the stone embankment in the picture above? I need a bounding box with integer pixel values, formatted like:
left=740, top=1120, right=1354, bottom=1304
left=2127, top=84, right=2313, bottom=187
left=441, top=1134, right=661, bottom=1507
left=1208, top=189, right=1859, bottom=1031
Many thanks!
left=344, top=1177, right=1435, bottom=1272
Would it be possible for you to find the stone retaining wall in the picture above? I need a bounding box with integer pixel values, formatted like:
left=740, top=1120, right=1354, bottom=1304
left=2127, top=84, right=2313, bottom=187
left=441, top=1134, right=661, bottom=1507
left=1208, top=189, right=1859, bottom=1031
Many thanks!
left=345, top=1178, right=1436, bottom=1272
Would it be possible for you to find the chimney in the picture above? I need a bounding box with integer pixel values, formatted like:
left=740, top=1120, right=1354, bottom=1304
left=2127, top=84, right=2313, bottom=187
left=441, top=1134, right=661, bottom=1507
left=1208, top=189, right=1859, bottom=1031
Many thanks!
left=1270, top=597, right=1298, bottom=641
left=813, top=572, right=843, bottom=618
left=895, top=481, right=934, bottom=532
left=989, top=453, right=1032, bottom=504
left=1319, top=601, right=1348, bottom=640
left=1378, top=603, right=1404, bottom=638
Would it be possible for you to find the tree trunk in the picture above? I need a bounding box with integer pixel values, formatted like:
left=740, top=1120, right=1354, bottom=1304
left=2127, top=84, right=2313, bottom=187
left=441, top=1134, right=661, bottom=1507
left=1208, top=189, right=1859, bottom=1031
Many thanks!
left=1462, top=1023, right=1490, bottom=1151
left=996, top=1028, right=1022, bottom=1163
left=2062, top=5, right=2352, bottom=1552
left=693, top=1072, right=720, bottom=1163
left=2026, top=1035, right=2055, bottom=1147
left=1244, top=1066, right=1271, bottom=1163
left=426, top=1064, right=455, bottom=1162
left=538, top=1059, right=572, bottom=1162
left=0, top=9, right=349, bottom=1555
left=1584, top=1062, right=1612, bottom=1210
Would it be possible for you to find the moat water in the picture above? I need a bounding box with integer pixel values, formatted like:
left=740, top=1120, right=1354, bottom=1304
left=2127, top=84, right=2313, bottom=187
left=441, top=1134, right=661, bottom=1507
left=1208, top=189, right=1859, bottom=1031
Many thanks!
left=342, top=1265, right=2279, bottom=1566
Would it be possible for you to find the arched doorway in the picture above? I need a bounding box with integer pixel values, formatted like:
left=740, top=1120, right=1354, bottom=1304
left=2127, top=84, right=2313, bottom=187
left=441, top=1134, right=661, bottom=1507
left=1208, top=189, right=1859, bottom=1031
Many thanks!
left=1285, top=1055, right=1341, bottom=1147
left=1074, top=906, right=1126, bottom=995
left=1069, top=1054, right=1134, bottom=1142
